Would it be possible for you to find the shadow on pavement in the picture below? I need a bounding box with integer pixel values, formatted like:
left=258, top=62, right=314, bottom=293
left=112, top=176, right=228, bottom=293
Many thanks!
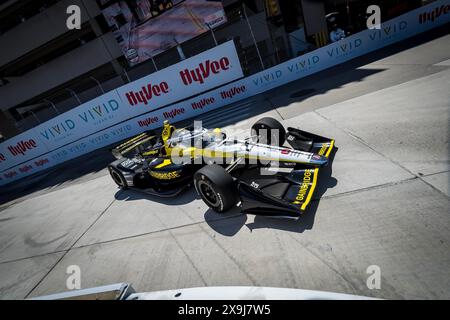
left=204, top=208, right=248, bottom=237
left=114, top=186, right=198, bottom=206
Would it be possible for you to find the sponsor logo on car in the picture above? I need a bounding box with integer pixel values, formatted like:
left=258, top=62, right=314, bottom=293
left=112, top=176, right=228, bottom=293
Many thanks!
left=250, top=181, right=260, bottom=188
left=150, top=171, right=181, bottom=180
left=293, top=169, right=313, bottom=204
left=318, top=145, right=328, bottom=156
left=312, top=154, right=322, bottom=160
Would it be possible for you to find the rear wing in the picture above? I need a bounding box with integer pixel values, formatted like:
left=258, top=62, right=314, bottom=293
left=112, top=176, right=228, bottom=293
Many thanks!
left=111, top=131, right=157, bottom=159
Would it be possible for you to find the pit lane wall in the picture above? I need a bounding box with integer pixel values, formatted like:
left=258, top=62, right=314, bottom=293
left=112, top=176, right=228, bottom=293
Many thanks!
left=0, top=0, right=449, bottom=187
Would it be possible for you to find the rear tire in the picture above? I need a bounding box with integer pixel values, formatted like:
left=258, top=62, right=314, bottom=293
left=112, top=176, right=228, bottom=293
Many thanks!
left=251, top=117, right=286, bottom=146
left=194, top=165, right=238, bottom=213
left=108, top=166, right=128, bottom=189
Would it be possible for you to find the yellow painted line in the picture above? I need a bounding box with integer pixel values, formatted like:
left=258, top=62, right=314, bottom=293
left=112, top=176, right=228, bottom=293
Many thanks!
left=325, top=140, right=335, bottom=158
left=301, top=168, right=319, bottom=210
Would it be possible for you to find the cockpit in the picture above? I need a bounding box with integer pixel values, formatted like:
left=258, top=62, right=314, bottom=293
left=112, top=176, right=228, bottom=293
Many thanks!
left=168, top=127, right=225, bottom=149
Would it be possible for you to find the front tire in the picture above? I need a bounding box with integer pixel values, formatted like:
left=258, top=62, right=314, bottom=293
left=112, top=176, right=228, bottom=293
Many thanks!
left=194, top=165, right=238, bottom=213
left=251, top=117, right=286, bottom=146
left=108, top=166, right=128, bottom=189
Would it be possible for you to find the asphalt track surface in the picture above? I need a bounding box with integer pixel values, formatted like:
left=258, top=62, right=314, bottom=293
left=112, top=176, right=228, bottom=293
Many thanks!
left=0, top=25, right=449, bottom=300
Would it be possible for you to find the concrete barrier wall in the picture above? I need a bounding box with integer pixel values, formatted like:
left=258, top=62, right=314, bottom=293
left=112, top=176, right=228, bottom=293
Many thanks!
left=1, top=0, right=449, bottom=187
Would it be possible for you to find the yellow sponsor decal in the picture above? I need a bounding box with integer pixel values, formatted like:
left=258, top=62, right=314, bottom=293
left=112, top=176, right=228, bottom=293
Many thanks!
left=292, top=168, right=319, bottom=210
left=318, top=145, right=327, bottom=156
left=150, top=171, right=180, bottom=180
left=317, top=140, right=335, bottom=157
left=293, top=170, right=312, bottom=204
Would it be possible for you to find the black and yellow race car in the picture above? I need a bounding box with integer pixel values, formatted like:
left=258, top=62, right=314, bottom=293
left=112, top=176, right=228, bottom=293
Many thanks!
left=108, top=117, right=335, bottom=218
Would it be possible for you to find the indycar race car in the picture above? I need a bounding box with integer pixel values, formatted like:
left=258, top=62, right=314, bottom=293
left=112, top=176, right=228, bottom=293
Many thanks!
left=108, top=118, right=335, bottom=218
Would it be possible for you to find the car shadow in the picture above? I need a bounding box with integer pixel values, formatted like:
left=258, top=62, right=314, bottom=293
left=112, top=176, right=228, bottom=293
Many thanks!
left=114, top=185, right=198, bottom=206
left=204, top=207, right=248, bottom=237
left=205, top=148, right=338, bottom=236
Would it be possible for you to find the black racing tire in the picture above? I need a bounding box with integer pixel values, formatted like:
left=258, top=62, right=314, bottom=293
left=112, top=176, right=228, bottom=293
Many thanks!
left=251, top=117, right=286, bottom=146
left=194, top=165, right=238, bottom=213
left=108, top=166, right=128, bottom=189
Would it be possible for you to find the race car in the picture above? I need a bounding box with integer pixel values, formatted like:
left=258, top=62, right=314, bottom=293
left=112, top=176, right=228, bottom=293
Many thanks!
left=108, top=117, right=335, bottom=218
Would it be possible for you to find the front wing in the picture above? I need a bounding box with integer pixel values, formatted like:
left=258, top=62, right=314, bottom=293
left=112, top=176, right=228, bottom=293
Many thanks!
left=236, top=128, right=335, bottom=218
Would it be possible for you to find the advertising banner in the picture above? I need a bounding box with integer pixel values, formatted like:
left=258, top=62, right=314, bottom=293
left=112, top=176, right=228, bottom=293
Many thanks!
left=115, top=40, right=244, bottom=117
left=0, top=130, right=50, bottom=173
left=31, top=91, right=128, bottom=151
left=98, top=0, right=228, bottom=66
left=245, top=0, right=450, bottom=96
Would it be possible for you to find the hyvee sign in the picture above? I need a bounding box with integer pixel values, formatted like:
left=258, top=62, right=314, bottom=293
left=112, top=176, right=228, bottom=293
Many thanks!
left=117, top=40, right=243, bottom=115
left=0, top=131, right=50, bottom=172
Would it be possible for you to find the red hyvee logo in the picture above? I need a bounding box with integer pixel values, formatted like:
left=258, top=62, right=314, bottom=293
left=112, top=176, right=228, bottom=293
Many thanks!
left=4, top=170, right=17, bottom=178
left=163, top=107, right=185, bottom=119
left=138, top=116, right=159, bottom=127
left=180, top=57, right=230, bottom=85
left=126, top=82, right=170, bottom=106
left=19, top=165, right=33, bottom=173
left=419, top=4, right=450, bottom=23
left=220, top=85, right=246, bottom=99
left=35, top=158, right=49, bottom=167
left=191, top=97, right=215, bottom=110
left=8, top=139, right=38, bottom=156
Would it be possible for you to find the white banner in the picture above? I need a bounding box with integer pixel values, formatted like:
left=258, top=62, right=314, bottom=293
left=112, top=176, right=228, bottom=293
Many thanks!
left=115, top=40, right=244, bottom=118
